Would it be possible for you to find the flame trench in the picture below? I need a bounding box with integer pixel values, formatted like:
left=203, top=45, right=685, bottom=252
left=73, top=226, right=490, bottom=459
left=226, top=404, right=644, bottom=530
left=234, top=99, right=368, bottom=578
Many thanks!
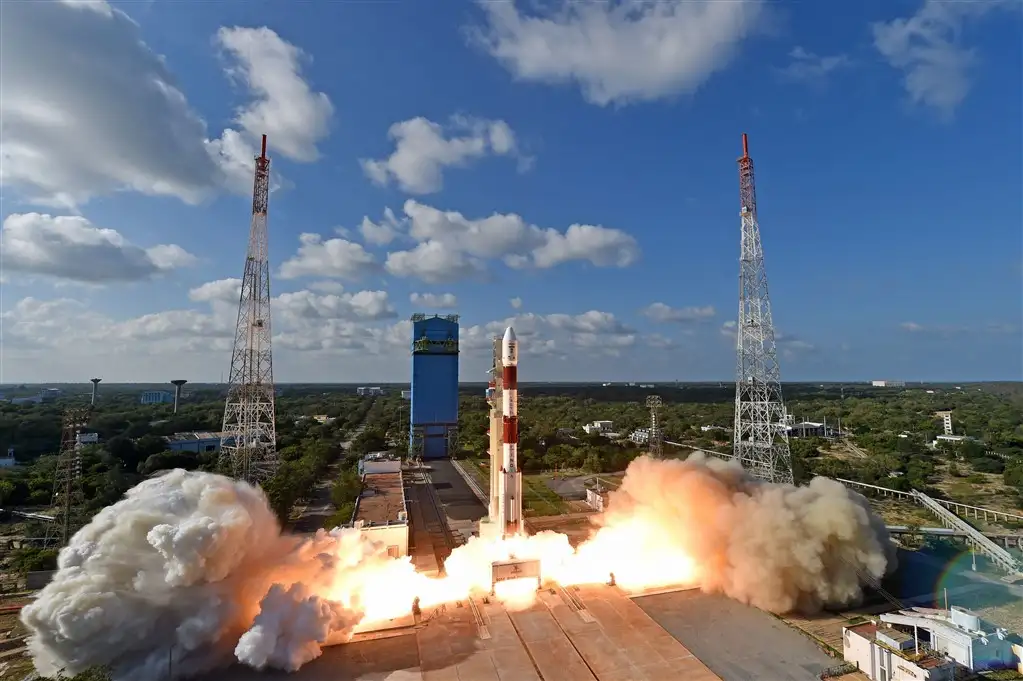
left=20, top=454, right=894, bottom=680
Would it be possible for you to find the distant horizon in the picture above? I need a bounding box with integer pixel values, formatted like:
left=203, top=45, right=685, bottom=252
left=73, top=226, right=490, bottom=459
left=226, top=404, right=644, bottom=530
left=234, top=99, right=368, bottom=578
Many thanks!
left=2, top=380, right=1019, bottom=388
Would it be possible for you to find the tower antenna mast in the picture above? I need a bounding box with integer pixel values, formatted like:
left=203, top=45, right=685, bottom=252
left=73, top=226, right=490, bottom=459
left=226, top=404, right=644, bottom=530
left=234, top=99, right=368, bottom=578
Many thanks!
left=646, top=395, right=663, bottom=459
left=732, top=134, right=793, bottom=484
left=220, top=135, right=279, bottom=485
left=47, top=406, right=91, bottom=547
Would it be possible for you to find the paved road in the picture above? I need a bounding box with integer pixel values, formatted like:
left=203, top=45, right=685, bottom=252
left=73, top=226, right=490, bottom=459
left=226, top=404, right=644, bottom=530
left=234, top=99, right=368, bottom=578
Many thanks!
left=423, top=458, right=487, bottom=523
left=291, top=424, right=367, bottom=533
left=634, top=590, right=834, bottom=681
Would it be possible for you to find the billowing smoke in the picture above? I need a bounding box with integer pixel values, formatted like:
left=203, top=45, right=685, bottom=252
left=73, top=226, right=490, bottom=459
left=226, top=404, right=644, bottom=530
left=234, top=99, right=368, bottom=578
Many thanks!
left=21, top=455, right=895, bottom=680
left=20, top=469, right=407, bottom=680
left=585, top=454, right=896, bottom=612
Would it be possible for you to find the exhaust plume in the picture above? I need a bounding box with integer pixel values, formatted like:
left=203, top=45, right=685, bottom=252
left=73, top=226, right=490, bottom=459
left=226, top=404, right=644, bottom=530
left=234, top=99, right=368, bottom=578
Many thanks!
left=585, top=454, right=897, bottom=612
left=21, top=455, right=894, bottom=680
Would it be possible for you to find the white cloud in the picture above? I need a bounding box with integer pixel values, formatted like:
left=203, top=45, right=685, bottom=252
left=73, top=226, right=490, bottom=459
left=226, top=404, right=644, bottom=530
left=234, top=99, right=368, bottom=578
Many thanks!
left=0, top=2, right=333, bottom=208
left=275, top=290, right=396, bottom=322
left=384, top=200, right=639, bottom=281
left=510, top=297, right=523, bottom=309
left=189, top=278, right=242, bottom=304
left=470, top=0, right=763, bottom=106
left=0, top=0, right=220, bottom=208
left=278, top=234, right=380, bottom=280
left=384, top=242, right=486, bottom=284
left=361, top=116, right=527, bottom=194
left=214, top=26, right=334, bottom=162
left=410, top=292, right=459, bottom=309
left=776, top=47, right=851, bottom=82
left=1, top=213, right=196, bottom=282
left=359, top=209, right=403, bottom=247
left=307, top=280, right=346, bottom=294
left=872, top=0, right=1010, bottom=117
left=642, top=303, right=716, bottom=323
left=900, top=321, right=925, bottom=332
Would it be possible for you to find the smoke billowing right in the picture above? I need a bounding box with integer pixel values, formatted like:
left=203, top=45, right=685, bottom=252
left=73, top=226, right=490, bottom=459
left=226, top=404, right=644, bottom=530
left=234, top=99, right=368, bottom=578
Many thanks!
left=20, top=454, right=895, bottom=680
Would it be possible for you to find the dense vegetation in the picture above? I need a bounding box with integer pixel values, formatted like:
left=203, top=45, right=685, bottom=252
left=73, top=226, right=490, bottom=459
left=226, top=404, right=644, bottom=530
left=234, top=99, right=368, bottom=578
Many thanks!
left=2, top=382, right=1022, bottom=546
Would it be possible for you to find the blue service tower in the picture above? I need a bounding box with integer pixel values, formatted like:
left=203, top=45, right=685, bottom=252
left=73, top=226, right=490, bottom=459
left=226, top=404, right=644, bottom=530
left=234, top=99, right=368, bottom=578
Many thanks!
left=409, top=313, right=459, bottom=459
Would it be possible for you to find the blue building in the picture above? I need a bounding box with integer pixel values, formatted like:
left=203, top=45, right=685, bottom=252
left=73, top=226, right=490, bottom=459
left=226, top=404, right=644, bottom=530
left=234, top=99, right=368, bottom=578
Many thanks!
left=140, top=390, right=173, bottom=405
left=409, top=313, right=459, bottom=459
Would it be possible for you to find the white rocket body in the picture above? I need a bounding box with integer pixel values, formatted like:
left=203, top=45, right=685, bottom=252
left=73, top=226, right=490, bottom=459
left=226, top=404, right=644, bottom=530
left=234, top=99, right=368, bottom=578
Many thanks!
left=497, top=326, right=523, bottom=537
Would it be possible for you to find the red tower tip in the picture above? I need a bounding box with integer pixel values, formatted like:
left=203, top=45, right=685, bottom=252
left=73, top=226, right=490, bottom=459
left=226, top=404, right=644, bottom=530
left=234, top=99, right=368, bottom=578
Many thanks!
left=260, top=134, right=267, bottom=159
left=742, top=133, right=749, bottom=158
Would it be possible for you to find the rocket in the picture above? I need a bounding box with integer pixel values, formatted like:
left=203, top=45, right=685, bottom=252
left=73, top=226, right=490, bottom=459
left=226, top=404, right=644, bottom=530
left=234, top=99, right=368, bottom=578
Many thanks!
left=497, top=326, right=524, bottom=537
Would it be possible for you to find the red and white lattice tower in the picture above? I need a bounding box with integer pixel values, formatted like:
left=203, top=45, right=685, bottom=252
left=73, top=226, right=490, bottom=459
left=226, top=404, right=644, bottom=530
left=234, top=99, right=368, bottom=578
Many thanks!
left=732, top=133, right=794, bottom=484
left=220, top=135, right=279, bottom=485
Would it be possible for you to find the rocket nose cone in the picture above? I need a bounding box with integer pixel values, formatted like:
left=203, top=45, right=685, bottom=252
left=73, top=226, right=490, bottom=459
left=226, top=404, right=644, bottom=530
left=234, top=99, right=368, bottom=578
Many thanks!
left=503, top=326, right=516, bottom=342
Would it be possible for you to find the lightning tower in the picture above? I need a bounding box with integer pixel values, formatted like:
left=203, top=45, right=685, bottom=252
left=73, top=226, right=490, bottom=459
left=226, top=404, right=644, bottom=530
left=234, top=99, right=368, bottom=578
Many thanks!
left=645, top=395, right=663, bottom=459
left=732, top=133, right=794, bottom=484
left=220, top=135, right=279, bottom=485
left=47, top=406, right=91, bottom=547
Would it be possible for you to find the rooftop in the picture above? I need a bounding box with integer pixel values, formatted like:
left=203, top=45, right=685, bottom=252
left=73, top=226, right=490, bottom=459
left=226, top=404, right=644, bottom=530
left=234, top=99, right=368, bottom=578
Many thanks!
left=353, top=472, right=407, bottom=525
left=165, top=431, right=224, bottom=442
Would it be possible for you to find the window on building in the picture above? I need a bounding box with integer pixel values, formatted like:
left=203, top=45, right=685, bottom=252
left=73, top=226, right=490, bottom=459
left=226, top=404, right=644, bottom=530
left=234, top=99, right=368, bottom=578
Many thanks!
left=387, top=545, right=399, bottom=558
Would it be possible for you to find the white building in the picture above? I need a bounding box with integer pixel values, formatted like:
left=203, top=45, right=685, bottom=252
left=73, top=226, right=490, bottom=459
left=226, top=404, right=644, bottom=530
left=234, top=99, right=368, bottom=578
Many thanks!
left=880, top=607, right=1021, bottom=673
left=844, top=621, right=957, bottom=680
left=585, top=486, right=610, bottom=512
left=75, top=432, right=99, bottom=446
left=357, top=386, right=385, bottom=396
left=349, top=457, right=409, bottom=560
left=401, top=390, right=412, bottom=400
left=582, top=420, right=613, bottom=435
left=934, top=411, right=954, bottom=436
left=630, top=428, right=650, bottom=444
left=872, top=380, right=906, bottom=388
left=0, top=447, right=16, bottom=468
left=140, top=390, right=173, bottom=405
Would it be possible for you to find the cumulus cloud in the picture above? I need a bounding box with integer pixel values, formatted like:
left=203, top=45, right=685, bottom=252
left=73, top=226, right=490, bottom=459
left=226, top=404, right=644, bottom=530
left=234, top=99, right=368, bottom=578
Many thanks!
left=510, top=297, right=523, bottom=309
left=642, top=303, right=716, bottom=323
left=776, top=47, right=851, bottom=83
left=214, top=26, right=334, bottom=162
left=469, top=0, right=764, bottom=106
left=189, top=278, right=243, bottom=305
left=278, top=234, right=380, bottom=280
left=380, top=200, right=639, bottom=282
left=409, top=292, right=459, bottom=309
left=872, top=0, right=1011, bottom=117
left=0, top=1, right=334, bottom=208
left=361, top=116, right=527, bottom=194
left=1, top=213, right=196, bottom=282
left=384, top=242, right=487, bottom=284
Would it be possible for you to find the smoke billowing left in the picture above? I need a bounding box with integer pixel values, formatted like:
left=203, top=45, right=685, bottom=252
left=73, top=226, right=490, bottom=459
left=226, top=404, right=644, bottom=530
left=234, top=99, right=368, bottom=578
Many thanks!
left=21, top=457, right=896, bottom=680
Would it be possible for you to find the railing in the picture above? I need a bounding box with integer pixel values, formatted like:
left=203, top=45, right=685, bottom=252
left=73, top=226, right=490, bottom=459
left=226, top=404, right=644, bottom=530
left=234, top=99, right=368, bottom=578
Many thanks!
left=450, top=459, right=489, bottom=506
left=818, top=662, right=858, bottom=679
left=913, top=490, right=1022, bottom=576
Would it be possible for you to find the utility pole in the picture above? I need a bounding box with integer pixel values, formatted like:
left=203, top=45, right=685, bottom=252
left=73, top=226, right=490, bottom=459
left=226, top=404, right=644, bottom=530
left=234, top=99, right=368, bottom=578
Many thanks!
left=220, top=134, right=279, bottom=485
left=731, top=134, right=794, bottom=485
left=47, top=406, right=91, bottom=547
left=646, top=395, right=663, bottom=459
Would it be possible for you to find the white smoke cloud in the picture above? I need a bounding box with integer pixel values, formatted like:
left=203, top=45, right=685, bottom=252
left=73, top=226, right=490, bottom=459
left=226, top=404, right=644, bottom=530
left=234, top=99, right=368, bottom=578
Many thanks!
left=22, top=456, right=894, bottom=679
left=20, top=470, right=403, bottom=680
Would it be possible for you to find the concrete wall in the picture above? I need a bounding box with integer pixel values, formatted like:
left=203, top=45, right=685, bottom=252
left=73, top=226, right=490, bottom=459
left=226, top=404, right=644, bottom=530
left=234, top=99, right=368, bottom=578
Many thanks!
left=361, top=524, right=408, bottom=557
left=26, top=570, right=56, bottom=589
left=362, top=459, right=401, bottom=475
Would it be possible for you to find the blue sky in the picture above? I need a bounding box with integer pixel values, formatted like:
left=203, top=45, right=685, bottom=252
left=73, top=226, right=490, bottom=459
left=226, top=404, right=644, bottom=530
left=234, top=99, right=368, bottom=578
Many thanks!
left=1, top=0, right=1020, bottom=383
